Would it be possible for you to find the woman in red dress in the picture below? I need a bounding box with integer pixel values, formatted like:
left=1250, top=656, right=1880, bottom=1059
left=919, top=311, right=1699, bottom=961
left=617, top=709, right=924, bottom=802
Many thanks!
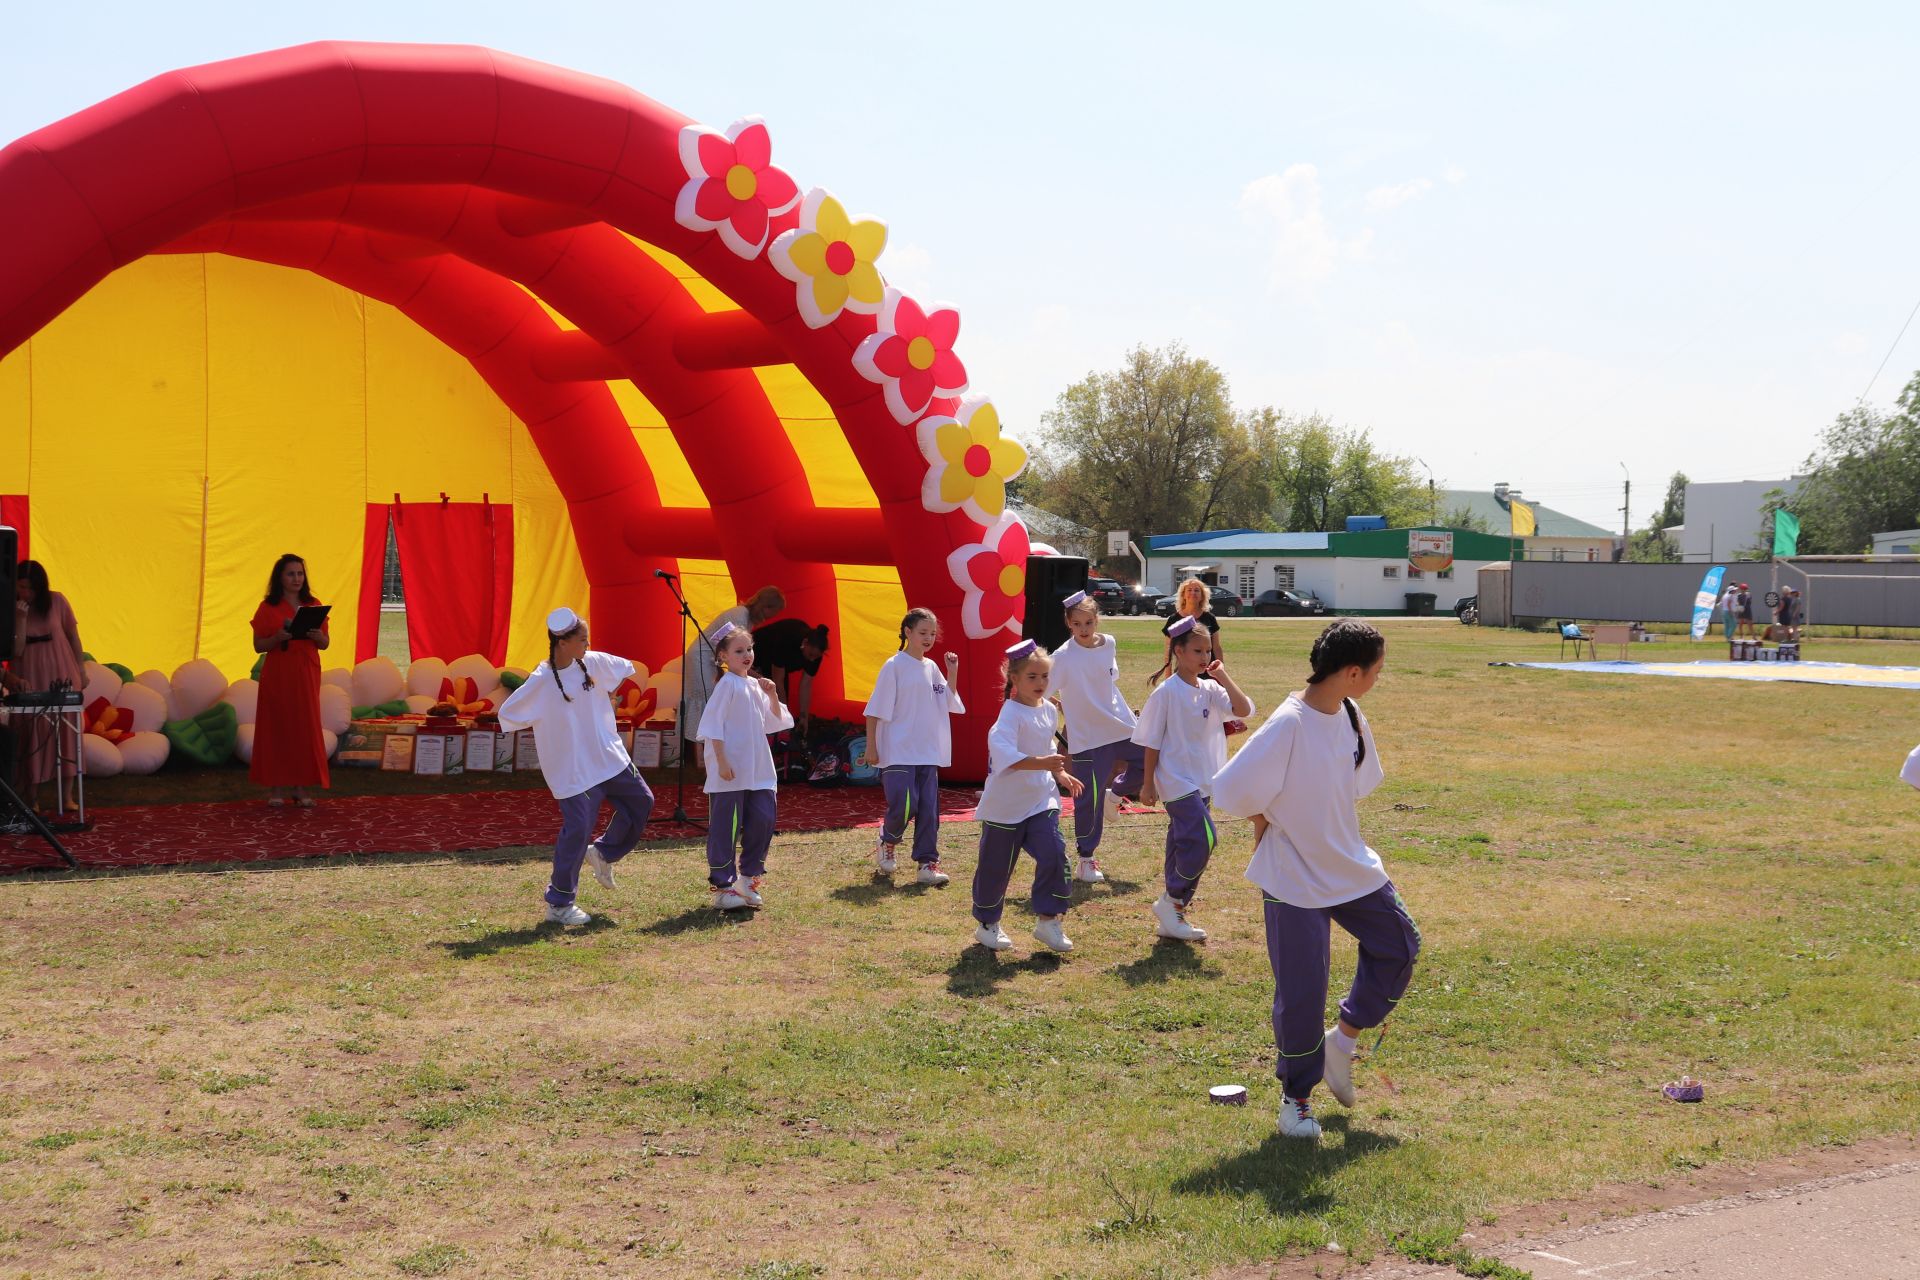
left=250, top=554, right=330, bottom=807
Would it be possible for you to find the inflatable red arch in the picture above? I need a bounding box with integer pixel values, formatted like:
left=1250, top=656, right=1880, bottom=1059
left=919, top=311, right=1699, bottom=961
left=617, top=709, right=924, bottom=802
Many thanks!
left=0, top=42, right=1043, bottom=778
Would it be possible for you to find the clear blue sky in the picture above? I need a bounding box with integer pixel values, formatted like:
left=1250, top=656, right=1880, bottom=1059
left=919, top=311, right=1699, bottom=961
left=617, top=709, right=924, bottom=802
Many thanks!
left=6, top=1, right=1916, bottom=531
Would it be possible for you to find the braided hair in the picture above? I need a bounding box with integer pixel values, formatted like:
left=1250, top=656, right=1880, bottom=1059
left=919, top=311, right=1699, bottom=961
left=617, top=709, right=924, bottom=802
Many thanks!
left=548, top=620, right=593, bottom=702
left=897, top=607, right=939, bottom=650
left=1306, top=618, right=1385, bottom=684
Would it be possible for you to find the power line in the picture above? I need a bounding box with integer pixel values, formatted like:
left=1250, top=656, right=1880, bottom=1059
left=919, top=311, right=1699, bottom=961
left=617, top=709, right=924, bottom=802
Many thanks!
left=1857, top=291, right=1920, bottom=407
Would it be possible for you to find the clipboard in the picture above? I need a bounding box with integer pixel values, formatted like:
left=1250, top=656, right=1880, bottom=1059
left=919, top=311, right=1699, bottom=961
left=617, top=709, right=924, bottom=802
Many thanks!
left=287, top=603, right=331, bottom=637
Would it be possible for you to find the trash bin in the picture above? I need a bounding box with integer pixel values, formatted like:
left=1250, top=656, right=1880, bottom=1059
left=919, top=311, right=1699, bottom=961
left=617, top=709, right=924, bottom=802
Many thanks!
left=1404, top=592, right=1437, bottom=616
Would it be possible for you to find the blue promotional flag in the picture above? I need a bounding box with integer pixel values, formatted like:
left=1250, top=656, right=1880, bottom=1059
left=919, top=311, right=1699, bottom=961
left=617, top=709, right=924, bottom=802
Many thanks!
left=1691, top=566, right=1726, bottom=640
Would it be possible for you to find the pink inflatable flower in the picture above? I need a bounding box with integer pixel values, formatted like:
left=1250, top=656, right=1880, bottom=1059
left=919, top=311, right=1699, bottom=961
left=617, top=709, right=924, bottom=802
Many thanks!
left=853, top=289, right=968, bottom=425
left=675, top=117, right=802, bottom=259
left=946, top=514, right=1030, bottom=638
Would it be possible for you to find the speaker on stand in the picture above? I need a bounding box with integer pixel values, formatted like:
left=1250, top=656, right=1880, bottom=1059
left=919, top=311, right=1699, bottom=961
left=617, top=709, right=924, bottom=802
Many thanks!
left=1022, top=555, right=1088, bottom=655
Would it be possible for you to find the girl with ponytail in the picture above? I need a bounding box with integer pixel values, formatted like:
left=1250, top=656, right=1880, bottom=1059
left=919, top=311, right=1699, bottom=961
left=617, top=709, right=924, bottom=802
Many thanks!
left=497, top=606, right=655, bottom=927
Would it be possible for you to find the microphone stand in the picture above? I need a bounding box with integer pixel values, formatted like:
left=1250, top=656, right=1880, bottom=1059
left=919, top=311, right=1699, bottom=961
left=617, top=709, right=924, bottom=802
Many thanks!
left=657, top=573, right=709, bottom=829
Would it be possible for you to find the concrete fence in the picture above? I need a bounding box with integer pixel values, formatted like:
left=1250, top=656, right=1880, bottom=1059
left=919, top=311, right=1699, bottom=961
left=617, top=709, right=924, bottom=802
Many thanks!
left=1475, top=559, right=1920, bottom=628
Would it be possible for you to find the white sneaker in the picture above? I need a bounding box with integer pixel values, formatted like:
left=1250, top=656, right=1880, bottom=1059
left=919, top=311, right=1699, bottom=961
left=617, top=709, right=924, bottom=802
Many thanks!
left=916, top=862, right=950, bottom=887
left=712, top=886, right=752, bottom=911
left=1104, top=789, right=1122, bottom=821
left=544, top=902, right=590, bottom=926
left=974, top=923, right=1013, bottom=951
left=875, top=841, right=898, bottom=875
left=583, top=843, right=617, bottom=891
left=1033, top=917, right=1074, bottom=953
left=1321, top=1028, right=1357, bottom=1106
left=1152, top=893, right=1207, bottom=941
left=734, top=877, right=764, bottom=908
left=1075, top=857, right=1107, bottom=885
left=1278, top=1095, right=1321, bottom=1141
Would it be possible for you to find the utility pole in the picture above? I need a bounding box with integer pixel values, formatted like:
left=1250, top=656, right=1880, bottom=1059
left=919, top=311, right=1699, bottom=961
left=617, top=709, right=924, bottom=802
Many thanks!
left=1619, top=462, right=1631, bottom=540
left=1415, top=457, right=1436, bottom=524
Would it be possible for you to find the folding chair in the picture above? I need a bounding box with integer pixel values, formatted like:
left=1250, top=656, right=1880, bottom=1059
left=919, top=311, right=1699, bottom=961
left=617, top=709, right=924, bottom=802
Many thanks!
left=1559, top=622, right=1595, bottom=660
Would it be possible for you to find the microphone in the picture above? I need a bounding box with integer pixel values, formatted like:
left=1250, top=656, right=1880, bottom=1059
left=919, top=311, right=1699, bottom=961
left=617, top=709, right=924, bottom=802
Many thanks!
left=654, top=569, right=677, bottom=579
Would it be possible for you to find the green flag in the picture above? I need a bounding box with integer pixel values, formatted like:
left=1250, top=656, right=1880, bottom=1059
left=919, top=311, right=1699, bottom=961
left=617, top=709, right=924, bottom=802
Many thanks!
left=1773, top=510, right=1801, bottom=558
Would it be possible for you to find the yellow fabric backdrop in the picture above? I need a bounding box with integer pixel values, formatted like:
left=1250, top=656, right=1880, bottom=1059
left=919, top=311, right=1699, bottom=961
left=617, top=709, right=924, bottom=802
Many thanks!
left=0, top=250, right=901, bottom=699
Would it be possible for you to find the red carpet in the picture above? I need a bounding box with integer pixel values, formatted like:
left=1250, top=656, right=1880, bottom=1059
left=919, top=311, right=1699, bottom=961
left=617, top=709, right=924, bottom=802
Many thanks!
left=0, top=784, right=1003, bottom=873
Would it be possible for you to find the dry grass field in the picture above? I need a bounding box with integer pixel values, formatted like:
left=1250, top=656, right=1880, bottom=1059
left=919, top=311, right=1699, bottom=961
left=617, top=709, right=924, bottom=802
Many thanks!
left=3, top=619, right=1916, bottom=1279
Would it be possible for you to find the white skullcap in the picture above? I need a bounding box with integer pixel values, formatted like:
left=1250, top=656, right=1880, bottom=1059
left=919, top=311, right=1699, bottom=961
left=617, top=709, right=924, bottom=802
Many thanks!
left=546, top=606, right=581, bottom=634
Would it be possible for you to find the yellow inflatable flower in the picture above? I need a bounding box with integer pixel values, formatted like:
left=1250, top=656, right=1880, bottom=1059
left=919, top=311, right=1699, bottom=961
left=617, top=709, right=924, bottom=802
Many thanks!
left=769, top=188, right=887, bottom=328
left=916, top=397, right=1028, bottom=525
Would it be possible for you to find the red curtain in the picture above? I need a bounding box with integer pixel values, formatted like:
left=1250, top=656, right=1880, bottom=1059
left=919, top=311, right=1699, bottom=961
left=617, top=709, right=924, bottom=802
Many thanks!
left=1, top=495, right=27, bottom=561
left=389, top=501, right=514, bottom=664
left=354, top=505, right=390, bottom=663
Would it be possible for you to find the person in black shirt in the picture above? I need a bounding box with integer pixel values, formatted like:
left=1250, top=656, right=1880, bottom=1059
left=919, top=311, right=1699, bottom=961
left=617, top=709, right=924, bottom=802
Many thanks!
left=752, top=619, right=830, bottom=732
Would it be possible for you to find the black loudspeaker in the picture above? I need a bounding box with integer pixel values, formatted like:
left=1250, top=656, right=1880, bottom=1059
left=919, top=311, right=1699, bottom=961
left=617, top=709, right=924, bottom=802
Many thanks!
left=1023, top=555, right=1088, bottom=654
left=0, top=527, right=14, bottom=663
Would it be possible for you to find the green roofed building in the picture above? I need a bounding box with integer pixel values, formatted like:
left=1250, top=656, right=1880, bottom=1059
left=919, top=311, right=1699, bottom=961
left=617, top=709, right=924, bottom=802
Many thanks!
left=1438, top=484, right=1616, bottom=561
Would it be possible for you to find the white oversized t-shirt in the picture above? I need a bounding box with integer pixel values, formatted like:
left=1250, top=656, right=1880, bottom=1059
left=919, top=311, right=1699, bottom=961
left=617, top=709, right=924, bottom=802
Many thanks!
left=976, top=699, right=1064, bottom=824
left=1212, top=692, right=1388, bottom=909
left=496, top=650, right=637, bottom=800
left=695, top=670, right=794, bottom=794
left=863, top=651, right=966, bottom=767
left=1902, top=743, right=1920, bottom=791
left=1047, top=634, right=1136, bottom=750
left=1130, top=674, right=1244, bottom=803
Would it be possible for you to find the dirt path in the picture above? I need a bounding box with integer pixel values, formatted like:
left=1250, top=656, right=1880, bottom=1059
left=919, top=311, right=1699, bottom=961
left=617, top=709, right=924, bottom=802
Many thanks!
left=1235, top=1135, right=1920, bottom=1280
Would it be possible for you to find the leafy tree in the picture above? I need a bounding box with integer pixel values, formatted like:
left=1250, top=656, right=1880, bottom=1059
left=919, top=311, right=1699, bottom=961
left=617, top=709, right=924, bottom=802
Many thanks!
left=1268, top=413, right=1427, bottom=531
left=1031, top=345, right=1277, bottom=568
left=1653, top=471, right=1687, bottom=530
left=1625, top=470, right=1688, bottom=561
left=1030, top=345, right=1428, bottom=573
left=1441, top=503, right=1492, bottom=534
left=1781, top=372, right=1920, bottom=554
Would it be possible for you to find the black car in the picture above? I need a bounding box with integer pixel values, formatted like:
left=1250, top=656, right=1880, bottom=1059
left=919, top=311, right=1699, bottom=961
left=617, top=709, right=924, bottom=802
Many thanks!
left=1251, top=589, right=1328, bottom=617
left=1085, top=577, right=1128, bottom=614
left=1455, top=594, right=1478, bottom=623
left=1126, top=585, right=1166, bottom=616
left=1154, top=585, right=1244, bottom=618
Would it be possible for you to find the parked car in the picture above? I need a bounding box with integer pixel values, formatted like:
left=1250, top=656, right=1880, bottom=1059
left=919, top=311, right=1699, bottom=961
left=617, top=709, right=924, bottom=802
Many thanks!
left=1127, top=585, right=1166, bottom=616
left=1251, top=589, right=1328, bottom=617
left=1085, top=577, right=1128, bottom=614
left=1153, top=584, right=1244, bottom=618
left=1455, top=594, right=1478, bottom=625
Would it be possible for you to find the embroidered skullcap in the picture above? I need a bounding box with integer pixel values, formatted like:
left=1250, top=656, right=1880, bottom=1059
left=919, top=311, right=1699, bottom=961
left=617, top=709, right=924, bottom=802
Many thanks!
left=546, top=606, right=581, bottom=634
left=1061, top=590, right=1088, bottom=608
left=1004, top=638, right=1038, bottom=660
left=709, top=620, right=739, bottom=644
left=1167, top=615, right=1198, bottom=638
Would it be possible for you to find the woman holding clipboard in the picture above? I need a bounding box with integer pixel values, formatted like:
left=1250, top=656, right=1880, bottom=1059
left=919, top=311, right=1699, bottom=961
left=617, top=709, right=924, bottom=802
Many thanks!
left=251, top=553, right=331, bottom=807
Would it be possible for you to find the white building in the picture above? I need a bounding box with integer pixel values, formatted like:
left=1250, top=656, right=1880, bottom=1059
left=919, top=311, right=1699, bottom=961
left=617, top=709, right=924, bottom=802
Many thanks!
left=1872, top=529, right=1920, bottom=557
left=1670, top=479, right=1805, bottom=563
left=1142, top=526, right=1511, bottom=614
